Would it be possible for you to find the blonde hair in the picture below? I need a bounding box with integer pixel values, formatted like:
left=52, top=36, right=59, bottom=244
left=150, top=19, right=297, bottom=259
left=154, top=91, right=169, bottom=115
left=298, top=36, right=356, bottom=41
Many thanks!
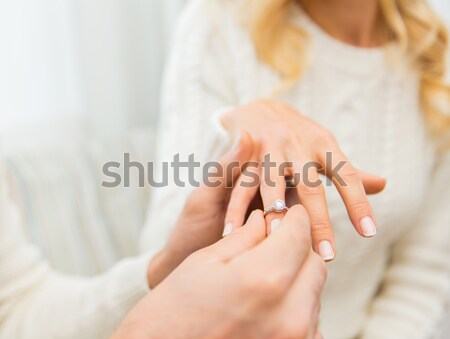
left=246, top=0, right=450, bottom=143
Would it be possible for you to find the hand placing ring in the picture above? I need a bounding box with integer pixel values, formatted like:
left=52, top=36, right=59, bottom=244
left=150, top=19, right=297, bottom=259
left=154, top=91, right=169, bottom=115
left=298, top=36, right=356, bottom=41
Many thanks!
left=263, top=199, right=289, bottom=217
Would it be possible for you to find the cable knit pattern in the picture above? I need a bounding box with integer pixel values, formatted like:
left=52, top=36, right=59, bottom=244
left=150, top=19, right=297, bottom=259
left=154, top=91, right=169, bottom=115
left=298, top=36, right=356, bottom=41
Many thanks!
left=141, top=1, right=450, bottom=339
left=0, top=157, right=151, bottom=339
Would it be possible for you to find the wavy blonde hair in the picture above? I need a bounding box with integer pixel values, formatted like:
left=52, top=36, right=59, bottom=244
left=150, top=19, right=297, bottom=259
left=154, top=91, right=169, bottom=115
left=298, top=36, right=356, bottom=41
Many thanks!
left=246, top=0, right=450, bottom=143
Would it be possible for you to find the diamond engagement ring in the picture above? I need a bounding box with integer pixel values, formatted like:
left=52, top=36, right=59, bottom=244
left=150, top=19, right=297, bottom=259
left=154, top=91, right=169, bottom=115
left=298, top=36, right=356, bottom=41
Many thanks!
left=263, top=199, right=289, bottom=217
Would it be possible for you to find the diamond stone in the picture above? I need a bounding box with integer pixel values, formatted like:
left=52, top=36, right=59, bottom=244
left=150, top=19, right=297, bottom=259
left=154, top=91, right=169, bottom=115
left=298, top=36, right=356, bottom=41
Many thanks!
left=274, top=199, right=286, bottom=212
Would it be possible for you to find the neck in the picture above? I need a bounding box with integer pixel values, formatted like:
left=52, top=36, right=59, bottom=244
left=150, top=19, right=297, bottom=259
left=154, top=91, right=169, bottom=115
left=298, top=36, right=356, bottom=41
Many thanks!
left=299, top=0, right=384, bottom=47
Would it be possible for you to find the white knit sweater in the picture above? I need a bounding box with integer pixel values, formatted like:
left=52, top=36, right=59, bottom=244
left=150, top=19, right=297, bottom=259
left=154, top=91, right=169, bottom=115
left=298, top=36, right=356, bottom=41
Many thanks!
left=141, top=1, right=450, bottom=339
left=0, top=159, right=150, bottom=339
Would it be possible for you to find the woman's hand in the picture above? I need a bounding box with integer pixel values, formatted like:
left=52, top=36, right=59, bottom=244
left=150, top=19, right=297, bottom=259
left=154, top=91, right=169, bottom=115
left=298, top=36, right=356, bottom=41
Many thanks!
left=222, top=99, right=387, bottom=261
left=114, top=207, right=326, bottom=339
left=147, top=133, right=255, bottom=288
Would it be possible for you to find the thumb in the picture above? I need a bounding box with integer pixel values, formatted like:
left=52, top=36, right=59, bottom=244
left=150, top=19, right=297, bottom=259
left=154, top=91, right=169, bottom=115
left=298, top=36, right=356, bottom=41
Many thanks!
left=358, top=170, right=387, bottom=195
left=218, top=131, right=254, bottom=189
left=193, top=132, right=254, bottom=201
left=207, top=210, right=266, bottom=261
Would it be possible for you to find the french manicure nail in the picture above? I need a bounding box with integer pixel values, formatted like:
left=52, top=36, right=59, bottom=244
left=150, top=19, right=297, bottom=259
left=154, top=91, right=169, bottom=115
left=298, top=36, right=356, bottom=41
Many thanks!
left=318, top=241, right=335, bottom=261
left=223, top=223, right=233, bottom=237
left=361, top=216, right=377, bottom=237
left=270, top=219, right=281, bottom=233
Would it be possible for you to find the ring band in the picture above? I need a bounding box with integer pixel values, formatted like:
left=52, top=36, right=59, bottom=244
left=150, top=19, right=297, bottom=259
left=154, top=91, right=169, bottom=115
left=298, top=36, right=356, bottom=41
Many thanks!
left=263, top=199, right=289, bottom=217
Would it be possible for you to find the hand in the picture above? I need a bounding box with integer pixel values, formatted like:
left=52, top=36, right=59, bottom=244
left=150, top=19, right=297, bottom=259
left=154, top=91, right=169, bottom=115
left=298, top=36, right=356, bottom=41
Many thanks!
left=222, top=99, right=387, bottom=261
left=147, top=133, right=254, bottom=288
left=113, top=206, right=327, bottom=339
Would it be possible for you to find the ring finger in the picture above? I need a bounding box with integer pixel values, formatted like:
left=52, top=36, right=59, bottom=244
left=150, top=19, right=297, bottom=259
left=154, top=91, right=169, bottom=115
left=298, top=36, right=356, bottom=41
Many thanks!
left=259, top=151, right=287, bottom=235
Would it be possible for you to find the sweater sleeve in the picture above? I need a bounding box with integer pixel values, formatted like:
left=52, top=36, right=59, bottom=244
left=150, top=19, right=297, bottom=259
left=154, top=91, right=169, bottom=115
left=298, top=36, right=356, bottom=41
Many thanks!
left=0, top=165, right=150, bottom=339
left=361, top=151, right=450, bottom=339
left=139, top=0, right=235, bottom=253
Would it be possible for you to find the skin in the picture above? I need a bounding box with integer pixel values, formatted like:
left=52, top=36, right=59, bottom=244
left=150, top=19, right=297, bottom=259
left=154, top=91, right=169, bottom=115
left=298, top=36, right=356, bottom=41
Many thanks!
left=222, top=101, right=386, bottom=261
left=113, top=206, right=326, bottom=339
left=125, top=2, right=383, bottom=336
left=147, top=133, right=256, bottom=287
left=144, top=2, right=386, bottom=282
left=222, top=0, right=388, bottom=261
left=132, top=134, right=324, bottom=339
left=300, top=0, right=384, bottom=47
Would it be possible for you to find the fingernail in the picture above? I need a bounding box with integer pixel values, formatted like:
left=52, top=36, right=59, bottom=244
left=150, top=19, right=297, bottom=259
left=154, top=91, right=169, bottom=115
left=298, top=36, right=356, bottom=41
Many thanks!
left=270, top=219, right=281, bottom=233
left=223, top=223, right=233, bottom=237
left=318, top=241, right=335, bottom=261
left=361, top=216, right=377, bottom=237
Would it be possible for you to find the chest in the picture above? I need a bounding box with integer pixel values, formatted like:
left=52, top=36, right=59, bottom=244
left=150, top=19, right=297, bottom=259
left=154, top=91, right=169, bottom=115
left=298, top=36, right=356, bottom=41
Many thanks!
left=238, top=61, right=435, bottom=247
left=299, top=70, right=433, bottom=246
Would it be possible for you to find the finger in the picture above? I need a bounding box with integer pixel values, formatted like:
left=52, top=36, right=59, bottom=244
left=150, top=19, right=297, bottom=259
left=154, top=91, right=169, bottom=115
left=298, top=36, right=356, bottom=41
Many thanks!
left=317, top=148, right=378, bottom=238
left=287, top=252, right=327, bottom=312
left=236, top=205, right=312, bottom=289
left=291, top=155, right=335, bottom=262
left=358, top=170, right=387, bottom=194
left=318, top=165, right=386, bottom=195
left=214, top=131, right=254, bottom=191
left=259, top=151, right=287, bottom=234
left=285, top=186, right=300, bottom=206
left=314, top=331, right=324, bottom=339
left=209, top=210, right=266, bottom=261
left=223, top=161, right=261, bottom=236
left=284, top=253, right=327, bottom=339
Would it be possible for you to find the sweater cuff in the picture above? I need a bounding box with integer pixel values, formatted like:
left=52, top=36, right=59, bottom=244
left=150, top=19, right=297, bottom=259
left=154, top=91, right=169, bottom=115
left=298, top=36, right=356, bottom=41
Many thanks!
left=204, top=106, right=234, bottom=160
left=210, top=106, right=233, bottom=143
left=111, top=253, right=152, bottom=315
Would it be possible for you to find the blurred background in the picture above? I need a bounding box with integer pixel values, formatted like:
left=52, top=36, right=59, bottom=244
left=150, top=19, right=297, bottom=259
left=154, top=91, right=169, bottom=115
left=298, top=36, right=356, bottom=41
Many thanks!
left=0, top=0, right=449, bottom=150
left=0, top=0, right=191, bottom=290
left=0, top=0, right=449, bottom=337
left=0, top=0, right=185, bottom=151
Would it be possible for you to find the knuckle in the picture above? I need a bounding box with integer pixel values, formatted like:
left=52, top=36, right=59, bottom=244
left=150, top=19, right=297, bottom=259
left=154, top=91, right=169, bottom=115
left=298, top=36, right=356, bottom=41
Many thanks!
left=257, top=99, right=280, bottom=115
left=297, top=181, right=324, bottom=197
left=349, top=199, right=370, bottom=214
left=316, top=127, right=336, bottom=143
left=260, top=274, right=288, bottom=294
left=261, top=98, right=283, bottom=110
left=288, top=205, right=309, bottom=220
left=245, top=272, right=290, bottom=298
left=277, top=127, right=297, bottom=143
left=252, top=209, right=265, bottom=220
left=339, top=165, right=360, bottom=182
left=310, top=219, right=331, bottom=234
left=258, top=122, right=291, bottom=142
